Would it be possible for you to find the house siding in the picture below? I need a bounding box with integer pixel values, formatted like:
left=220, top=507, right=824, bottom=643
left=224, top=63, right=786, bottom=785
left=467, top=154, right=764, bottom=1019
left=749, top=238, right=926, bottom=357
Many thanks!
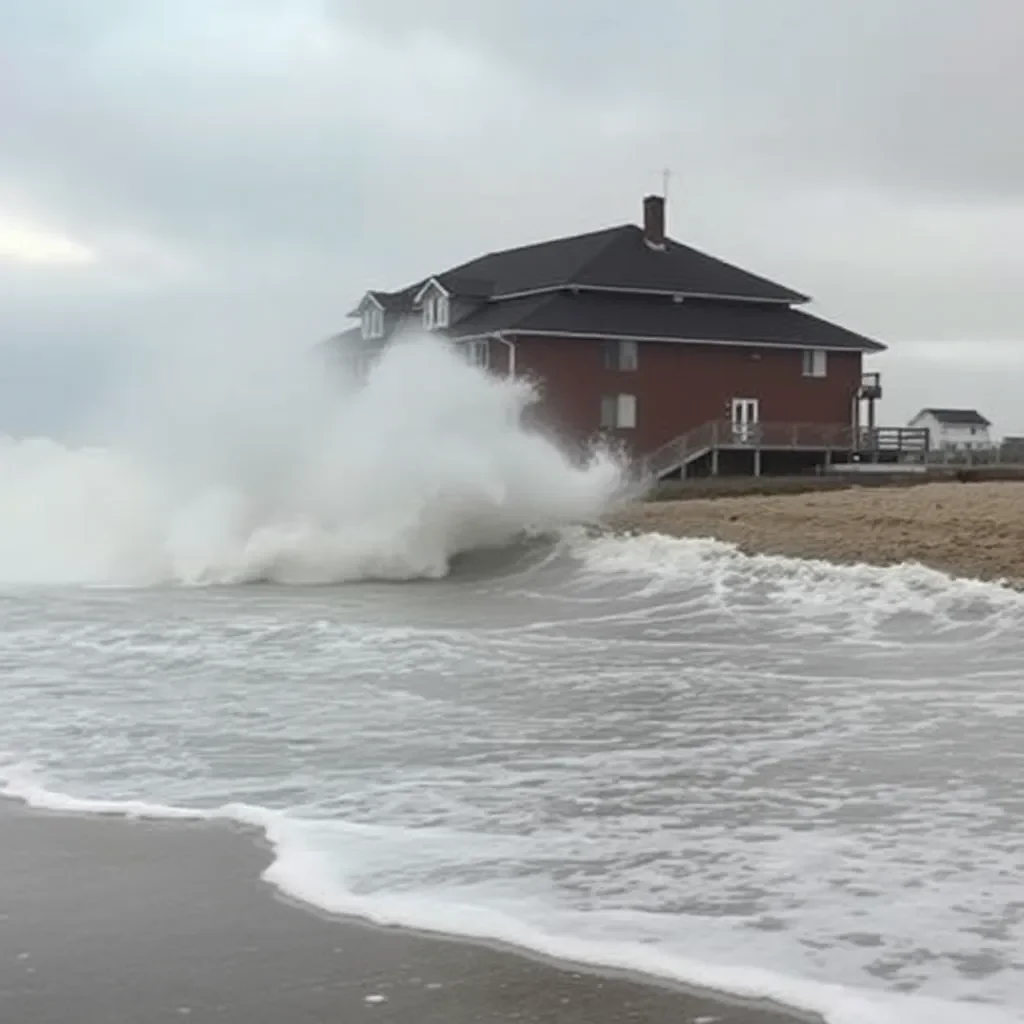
left=508, top=336, right=863, bottom=454
left=910, top=414, right=992, bottom=451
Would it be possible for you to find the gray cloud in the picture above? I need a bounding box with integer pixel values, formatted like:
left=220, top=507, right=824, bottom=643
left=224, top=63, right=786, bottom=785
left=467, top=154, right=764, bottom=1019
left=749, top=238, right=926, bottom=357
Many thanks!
left=2, top=0, right=1024, bottom=435
left=328, top=0, right=1024, bottom=198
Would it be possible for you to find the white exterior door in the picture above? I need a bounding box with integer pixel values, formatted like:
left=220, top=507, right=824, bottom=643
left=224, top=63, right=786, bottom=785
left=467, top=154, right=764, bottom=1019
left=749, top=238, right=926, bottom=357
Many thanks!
left=731, top=398, right=759, bottom=443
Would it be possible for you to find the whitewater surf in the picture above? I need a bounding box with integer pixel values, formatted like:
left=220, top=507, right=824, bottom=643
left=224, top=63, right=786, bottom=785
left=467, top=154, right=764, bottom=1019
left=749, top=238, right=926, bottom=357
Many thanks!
left=0, top=335, right=627, bottom=587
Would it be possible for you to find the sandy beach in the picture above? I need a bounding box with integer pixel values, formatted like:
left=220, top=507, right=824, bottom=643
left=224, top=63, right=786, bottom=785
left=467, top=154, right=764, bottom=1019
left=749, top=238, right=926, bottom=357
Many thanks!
left=610, top=481, right=1024, bottom=585
left=0, top=800, right=815, bottom=1024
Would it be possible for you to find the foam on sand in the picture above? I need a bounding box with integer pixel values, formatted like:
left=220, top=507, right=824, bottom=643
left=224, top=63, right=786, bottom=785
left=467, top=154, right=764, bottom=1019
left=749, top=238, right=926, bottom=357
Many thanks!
left=2, top=768, right=1017, bottom=1024
left=572, top=530, right=1024, bottom=615
left=608, top=481, right=1024, bottom=585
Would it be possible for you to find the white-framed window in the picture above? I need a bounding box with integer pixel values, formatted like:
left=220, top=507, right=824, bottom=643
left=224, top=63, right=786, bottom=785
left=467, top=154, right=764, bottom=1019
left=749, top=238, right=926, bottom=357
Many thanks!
left=464, top=340, right=489, bottom=369
left=423, top=293, right=450, bottom=330
left=600, top=393, right=637, bottom=430
left=802, top=349, right=827, bottom=378
left=361, top=306, right=383, bottom=340
left=603, top=339, right=639, bottom=371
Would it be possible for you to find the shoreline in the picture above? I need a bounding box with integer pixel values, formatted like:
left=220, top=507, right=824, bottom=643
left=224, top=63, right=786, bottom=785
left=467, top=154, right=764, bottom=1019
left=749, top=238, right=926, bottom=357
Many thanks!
left=609, top=480, right=1024, bottom=587
left=0, top=797, right=817, bottom=1024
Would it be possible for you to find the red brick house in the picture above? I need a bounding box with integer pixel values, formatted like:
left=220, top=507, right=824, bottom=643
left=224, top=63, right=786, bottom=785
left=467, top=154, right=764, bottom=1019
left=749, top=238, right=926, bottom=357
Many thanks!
left=330, top=195, right=891, bottom=476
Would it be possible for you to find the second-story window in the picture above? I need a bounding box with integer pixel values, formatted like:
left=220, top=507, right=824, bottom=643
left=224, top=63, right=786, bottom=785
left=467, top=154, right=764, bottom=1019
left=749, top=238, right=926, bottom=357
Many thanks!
left=802, top=349, right=827, bottom=378
left=603, top=339, right=639, bottom=371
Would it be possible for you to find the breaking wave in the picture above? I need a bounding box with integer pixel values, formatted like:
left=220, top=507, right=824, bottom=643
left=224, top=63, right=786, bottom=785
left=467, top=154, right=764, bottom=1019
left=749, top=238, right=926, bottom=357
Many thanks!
left=0, top=335, right=628, bottom=586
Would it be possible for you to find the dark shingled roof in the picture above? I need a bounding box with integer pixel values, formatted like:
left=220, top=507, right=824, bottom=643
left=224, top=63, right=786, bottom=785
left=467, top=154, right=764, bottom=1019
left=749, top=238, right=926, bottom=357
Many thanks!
left=338, top=203, right=886, bottom=353
left=347, top=286, right=418, bottom=317
left=373, top=290, right=411, bottom=310
left=445, top=292, right=885, bottom=352
left=917, top=408, right=991, bottom=426
left=432, top=224, right=808, bottom=304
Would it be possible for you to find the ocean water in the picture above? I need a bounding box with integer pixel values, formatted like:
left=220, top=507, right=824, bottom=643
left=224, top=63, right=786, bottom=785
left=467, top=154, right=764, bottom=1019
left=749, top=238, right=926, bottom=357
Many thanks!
left=1, top=337, right=1023, bottom=1024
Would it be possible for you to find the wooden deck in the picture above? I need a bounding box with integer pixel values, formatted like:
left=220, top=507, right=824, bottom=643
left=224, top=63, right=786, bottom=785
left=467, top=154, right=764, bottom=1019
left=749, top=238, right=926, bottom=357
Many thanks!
left=643, top=420, right=931, bottom=480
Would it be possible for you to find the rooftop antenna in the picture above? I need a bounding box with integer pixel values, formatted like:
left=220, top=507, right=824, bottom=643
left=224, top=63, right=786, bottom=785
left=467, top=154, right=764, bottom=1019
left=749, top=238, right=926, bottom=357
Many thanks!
left=646, top=167, right=671, bottom=199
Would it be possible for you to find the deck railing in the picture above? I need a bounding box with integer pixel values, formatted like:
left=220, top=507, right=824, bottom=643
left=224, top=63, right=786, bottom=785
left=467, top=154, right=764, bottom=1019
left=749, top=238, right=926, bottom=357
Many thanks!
left=641, top=420, right=932, bottom=478
left=721, top=421, right=855, bottom=449
left=922, top=444, right=1024, bottom=467
left=859, top=371, right=883, bottom=399
left=861, top=426, right=929, bottom=452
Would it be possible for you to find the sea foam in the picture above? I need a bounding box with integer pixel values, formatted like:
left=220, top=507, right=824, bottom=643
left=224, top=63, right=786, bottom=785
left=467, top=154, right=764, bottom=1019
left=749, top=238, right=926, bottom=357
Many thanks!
left=1, top=767, right=1017, bottom=1024
left=0, top=334, right=627, bottom=586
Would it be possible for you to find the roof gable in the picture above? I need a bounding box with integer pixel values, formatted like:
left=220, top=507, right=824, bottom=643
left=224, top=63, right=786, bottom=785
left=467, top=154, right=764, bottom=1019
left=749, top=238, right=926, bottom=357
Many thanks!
left=346, top=285, right=419, bottom=320
left=412, top=277, right=450, bottom=303
left=348, top=291, right=384, bottom=316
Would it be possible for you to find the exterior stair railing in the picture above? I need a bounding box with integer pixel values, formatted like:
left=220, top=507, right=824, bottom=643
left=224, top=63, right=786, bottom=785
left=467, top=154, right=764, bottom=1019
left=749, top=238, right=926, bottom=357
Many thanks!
left=641, top=420, right=718, bottom=480
left=641, top=420, right=931, bottom=480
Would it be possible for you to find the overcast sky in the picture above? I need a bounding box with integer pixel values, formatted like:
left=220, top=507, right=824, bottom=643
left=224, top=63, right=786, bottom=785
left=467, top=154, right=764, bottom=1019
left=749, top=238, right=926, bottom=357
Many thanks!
left=2, top=0, right=1023, bottom=436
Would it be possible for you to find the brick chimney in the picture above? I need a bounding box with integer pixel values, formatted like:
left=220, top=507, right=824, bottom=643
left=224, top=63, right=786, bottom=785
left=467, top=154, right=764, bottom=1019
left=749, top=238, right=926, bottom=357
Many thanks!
left=642, top=194, right=666, bottom=249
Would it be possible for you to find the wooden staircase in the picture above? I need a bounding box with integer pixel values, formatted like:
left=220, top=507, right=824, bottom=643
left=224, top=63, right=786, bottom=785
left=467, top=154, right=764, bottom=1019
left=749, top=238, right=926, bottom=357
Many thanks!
left=642, top=421, right=719, bottom=479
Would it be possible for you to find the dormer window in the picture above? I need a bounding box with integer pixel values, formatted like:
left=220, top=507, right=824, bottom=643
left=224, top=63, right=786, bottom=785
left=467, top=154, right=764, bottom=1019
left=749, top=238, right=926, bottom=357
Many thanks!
left=361, top=305, right=384, bottom=340
left=423, top=293, right=449, bottom=330
left=414, top=278, right=451, bottom=331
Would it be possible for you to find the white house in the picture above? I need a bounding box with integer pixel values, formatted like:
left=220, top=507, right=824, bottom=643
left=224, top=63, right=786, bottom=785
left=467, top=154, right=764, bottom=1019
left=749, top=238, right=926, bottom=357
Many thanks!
left=908, top=408, right=993, bottom=451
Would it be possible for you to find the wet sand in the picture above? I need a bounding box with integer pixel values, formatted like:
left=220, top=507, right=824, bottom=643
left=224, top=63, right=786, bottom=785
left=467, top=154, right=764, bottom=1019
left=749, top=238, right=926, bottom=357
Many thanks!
left=611, top=481, right=1024, bottom=585
left=0, top=800, right=815, bottom=1024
